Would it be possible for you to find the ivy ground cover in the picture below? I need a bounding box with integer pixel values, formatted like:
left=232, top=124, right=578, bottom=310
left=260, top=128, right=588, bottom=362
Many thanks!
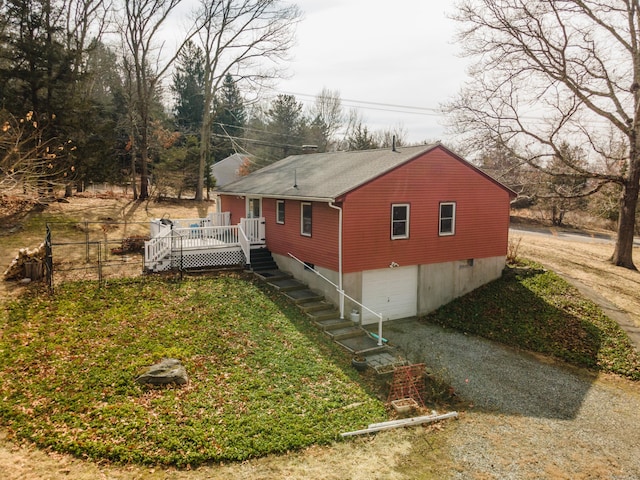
left=0, top=274, right=386, bottom=466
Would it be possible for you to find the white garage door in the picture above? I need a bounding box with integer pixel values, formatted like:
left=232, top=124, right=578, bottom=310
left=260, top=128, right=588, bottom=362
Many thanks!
left=361, top=266, right=418, bottom=325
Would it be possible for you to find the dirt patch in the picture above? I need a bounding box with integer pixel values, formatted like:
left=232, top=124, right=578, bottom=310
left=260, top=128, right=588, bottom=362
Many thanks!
left=0, top=195, right=216, bottom=300
left=512, top=228, right=640, bottom=329
left=0, top=196, right=45, bottom=230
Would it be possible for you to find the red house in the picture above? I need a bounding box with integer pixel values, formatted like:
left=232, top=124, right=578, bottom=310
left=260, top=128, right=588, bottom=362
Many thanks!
left=216, top=143, right=515, bottom=324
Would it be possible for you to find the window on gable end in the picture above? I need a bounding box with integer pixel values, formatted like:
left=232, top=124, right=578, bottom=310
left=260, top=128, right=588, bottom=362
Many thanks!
left=439, top=202, right=456, bottom=236
left=391, top=204, right=410, bottom=239
left=276, top=200, right=285, bottom=224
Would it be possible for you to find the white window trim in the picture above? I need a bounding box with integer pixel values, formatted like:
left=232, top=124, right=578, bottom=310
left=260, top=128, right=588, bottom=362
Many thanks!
left=276, top=200, right=285, bottom=224
left=439, top=202, right=456, bottom=236
left=246, top=197, right=262, bottom=219
left=391, top=203, right=410, bottom=240
left=301, top=202, right=312, bottom=237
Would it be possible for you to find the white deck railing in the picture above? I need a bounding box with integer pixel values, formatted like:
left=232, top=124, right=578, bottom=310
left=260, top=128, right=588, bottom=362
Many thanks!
left=170, top=212, right=231, bottom=229
left=144, top=214, right=264, bottom=271
left=144, top=228, right=173, bottom=269
left=240, top=217, right=264, bottom=243
left=172, top=225, right=239, bottom=248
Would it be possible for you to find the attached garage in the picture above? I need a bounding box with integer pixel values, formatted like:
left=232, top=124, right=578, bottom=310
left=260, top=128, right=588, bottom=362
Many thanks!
left=361, top=266, right=418, bottom=324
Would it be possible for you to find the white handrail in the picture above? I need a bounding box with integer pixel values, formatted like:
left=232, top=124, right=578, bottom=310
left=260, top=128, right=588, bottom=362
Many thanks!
left=144, top=228, right=172, bottom=269
left=287, top=252, right=385, bottom=346
left=238, top=226, right=250, bottom=266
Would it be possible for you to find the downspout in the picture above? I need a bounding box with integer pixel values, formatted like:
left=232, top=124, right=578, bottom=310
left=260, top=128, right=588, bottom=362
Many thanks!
left=328, top=201, right=344, bottom=319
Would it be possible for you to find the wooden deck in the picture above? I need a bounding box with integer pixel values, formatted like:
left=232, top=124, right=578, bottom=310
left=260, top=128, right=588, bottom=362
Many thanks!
left=144, top=216, right=264, bottom=272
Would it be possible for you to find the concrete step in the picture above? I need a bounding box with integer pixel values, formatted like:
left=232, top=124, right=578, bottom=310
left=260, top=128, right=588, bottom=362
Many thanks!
left=283, top=288, right=324, bottom=304
left=314, top=317, right=356, bottom=331
left=336, top=333, right=389, bottom=355
left=267, top=278, right=307, bottom=292
left=307, top=308, right=341, bottom=322
left=298, top=300, right=334, bottom=313
left=326, top=326, right=367, bottom=341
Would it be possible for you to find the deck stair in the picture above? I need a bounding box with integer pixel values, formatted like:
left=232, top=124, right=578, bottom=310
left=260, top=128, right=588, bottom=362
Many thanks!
left=257, top=269, right=405, bottom=372
left=249, top=248, right=278, bottom=272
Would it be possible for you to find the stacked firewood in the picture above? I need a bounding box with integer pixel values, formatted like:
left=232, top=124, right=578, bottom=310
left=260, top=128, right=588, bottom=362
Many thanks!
left=110, top=235, right=149, bottom=255
left=3, top=243, right=46, bottom=281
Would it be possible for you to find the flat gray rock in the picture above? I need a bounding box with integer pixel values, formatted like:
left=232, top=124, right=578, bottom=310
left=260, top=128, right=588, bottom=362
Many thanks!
left=136, top=358, right=188, bottom=385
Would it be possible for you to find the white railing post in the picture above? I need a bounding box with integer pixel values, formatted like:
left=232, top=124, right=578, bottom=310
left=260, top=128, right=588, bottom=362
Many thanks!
left=238, top=227, right=250, bottom=266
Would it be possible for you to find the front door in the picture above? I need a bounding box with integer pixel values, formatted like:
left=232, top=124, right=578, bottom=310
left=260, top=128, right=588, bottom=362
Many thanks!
left=247, top=197, right=261, bottom=218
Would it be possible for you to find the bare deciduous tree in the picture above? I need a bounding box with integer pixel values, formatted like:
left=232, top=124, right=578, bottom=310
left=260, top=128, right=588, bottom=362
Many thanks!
left=309, top=88, right=344, bottom=151
left=0, top=110, right=74, bottom=193
left=445, top=0, right=640, bottom=269
left=194, top=0, right=300, bottom=201
left=119, top=0, right=198, bottom=200
left=63, top=0, right=112, bottom=81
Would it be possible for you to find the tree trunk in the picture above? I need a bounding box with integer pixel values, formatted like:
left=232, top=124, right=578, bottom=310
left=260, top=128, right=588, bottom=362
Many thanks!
left=139, top=124, right=149, bottom=200
left=140, top=148, right=149, bottom=200
left=130, top=145, right=138, bottom=201
left=611, top=179, right=639, bottom=270
left=196, top=138, right=207, bottom=201
left=196, top=91, right=212, bottom=202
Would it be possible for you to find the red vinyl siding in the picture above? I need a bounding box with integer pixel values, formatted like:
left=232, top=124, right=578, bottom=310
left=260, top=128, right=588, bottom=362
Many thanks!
left=340, top=147, right=512, bottom=273
left=219, top=195, right=246, bottom=224
left=264, top=199, right=339, bottom=271
left=218, top=146, right=512, bottom=274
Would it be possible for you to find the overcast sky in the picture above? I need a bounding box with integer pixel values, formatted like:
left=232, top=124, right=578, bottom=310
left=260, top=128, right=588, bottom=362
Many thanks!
left=273, top=1, right=469, bottom=144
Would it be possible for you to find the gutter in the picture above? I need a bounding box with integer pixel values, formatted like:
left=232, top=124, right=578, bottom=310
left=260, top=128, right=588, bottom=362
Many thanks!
left=214, top=192, right=336, bottom=203
left=328, top=201, right=344, bottom=319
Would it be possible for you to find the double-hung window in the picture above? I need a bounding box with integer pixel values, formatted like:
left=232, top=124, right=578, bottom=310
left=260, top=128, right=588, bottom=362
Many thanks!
left=391, top=204, right=410, bottom=239
left=276, top=200, right=285, bottom=224
left=301, top=202, right=312, bottom=236
left=439, top=202, right=456, bottom=236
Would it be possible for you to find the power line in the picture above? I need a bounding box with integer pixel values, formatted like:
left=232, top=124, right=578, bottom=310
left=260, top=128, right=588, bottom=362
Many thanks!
left=264, top=87, right=617, bottom=126
left=267, top=88, right=442, bottom=116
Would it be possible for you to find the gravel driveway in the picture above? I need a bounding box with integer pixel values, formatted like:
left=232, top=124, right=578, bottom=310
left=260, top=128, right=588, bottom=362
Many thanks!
left=384, top=318, right=640, bottom=479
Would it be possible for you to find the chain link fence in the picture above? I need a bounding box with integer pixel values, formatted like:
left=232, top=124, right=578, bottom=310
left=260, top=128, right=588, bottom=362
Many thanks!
left=43, top=220, right=151, bottom=292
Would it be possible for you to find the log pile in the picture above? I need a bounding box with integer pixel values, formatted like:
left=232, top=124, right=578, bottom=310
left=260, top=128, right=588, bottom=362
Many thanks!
left=110, top=235, right=149, bottom=255
left=3, top=243, right=46, bottom=281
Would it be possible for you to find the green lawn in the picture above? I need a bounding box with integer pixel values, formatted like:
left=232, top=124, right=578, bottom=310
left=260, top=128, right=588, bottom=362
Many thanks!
left=2, top=262, right=639, bottom=468
left=0, top=274, right=386, bottom=466
left=424, top=261, right=640, bottom=381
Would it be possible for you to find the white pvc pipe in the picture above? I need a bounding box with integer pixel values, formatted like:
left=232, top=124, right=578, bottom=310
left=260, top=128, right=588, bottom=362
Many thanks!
left=340, top=412, right=459, bottom=437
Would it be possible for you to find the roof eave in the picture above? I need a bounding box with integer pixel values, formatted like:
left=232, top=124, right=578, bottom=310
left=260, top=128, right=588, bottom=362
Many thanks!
left=214, top=190, right=336, bottom=203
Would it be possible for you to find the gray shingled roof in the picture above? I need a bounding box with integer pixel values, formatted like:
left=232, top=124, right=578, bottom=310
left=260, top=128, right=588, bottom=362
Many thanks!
left=210, top=153, right=249, bottom=187
left=214, top=144, right=438, bottom=201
